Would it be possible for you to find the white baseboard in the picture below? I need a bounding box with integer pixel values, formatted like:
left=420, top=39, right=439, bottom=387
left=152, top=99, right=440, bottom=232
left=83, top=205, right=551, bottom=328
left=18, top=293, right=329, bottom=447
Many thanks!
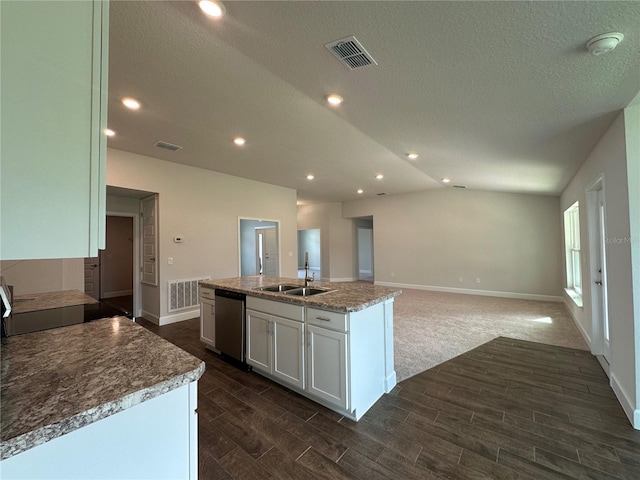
left=101, top=290, right=133, bottom=299
left=385, top=371, right=397, bottom=393
left=141, top=310, right=160, bottom=325
left=610, top=372, right=639, bottom=430
left=374, top=281, right=564, bottom=303
left=159, top=308, right=200, bottom=326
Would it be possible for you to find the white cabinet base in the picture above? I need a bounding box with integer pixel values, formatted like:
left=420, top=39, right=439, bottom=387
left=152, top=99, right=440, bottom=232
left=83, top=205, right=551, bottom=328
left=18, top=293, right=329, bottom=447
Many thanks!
left=0, top=383, right=198, bottom=479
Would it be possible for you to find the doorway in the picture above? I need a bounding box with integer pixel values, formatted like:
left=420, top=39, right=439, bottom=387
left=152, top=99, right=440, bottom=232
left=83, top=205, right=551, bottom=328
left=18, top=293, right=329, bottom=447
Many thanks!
left=297, top=229, right=320, bottom=280
left=239, top=219, right=280, bottom=276
left=100, top=215, right=134, bottom=314
left=354, top=217, right=374, bottom=282
left=587, top=176, right=610, bottom=373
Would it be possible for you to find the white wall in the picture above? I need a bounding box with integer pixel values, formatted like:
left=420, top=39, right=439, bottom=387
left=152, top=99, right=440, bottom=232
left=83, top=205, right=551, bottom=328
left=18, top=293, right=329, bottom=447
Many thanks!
left=560, top=109, right=638, bottom=428
left=107, top=148, right=298, bottom=323
left=0, top=259, right=83, bottom=295
left=297, top=202, right=355, bottom=281
left=342, top=188, right=563, bottom=299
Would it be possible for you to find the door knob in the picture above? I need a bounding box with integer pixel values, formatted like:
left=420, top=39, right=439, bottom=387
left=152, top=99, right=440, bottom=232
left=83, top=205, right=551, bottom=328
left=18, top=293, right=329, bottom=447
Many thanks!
left=595, top=281, right=602, bottom=285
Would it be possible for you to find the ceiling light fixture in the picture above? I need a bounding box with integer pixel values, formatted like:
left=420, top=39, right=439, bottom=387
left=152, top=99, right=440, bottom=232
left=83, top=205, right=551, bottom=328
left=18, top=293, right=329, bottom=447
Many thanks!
left=233, top=137, right=246, bottom=146
left=441, top=177, right=451, bottom=183
left=104, top=128, right=115, bottom=137
left=199, top=0, right=226, bottom=18
left=121, top=97, right=141, bottom=110
left=406, top=153, right=419, bottom=160
left=357, top=189, right=363, bottom=194
left=306, top=174, right=315, bottom=180
left=326, top=94, right=343, bottom=106
left=586, top=32, right=624, bottom=56
left=375, top=174, right=384, bottom=180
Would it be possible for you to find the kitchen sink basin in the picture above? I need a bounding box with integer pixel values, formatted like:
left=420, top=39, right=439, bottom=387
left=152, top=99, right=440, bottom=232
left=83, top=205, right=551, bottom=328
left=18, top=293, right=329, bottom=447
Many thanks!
left=284, top=287, right=334, bottom=297
left=257, top=284, right=301, bottom=292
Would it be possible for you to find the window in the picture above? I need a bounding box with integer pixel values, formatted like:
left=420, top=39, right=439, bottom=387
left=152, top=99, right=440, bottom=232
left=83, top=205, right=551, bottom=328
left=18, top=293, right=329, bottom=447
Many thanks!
left=564, top=202, right=582, bottom=305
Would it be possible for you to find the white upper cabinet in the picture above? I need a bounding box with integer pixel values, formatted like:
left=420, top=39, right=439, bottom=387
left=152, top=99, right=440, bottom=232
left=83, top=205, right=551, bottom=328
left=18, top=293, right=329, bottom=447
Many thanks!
left=0, top=0, right=109, bottom=260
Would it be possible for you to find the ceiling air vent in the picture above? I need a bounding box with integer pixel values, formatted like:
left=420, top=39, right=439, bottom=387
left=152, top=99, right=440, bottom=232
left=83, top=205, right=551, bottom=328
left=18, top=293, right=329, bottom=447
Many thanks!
left=154, top=141, right=182, bottom=152
left=453, top=185, right=467, bottom=189
left=325, top=36, right=377, bottom=70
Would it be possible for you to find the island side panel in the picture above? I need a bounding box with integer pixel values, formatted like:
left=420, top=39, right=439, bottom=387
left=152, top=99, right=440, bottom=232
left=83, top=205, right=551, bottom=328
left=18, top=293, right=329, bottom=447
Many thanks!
left=0, top=383, right=197, bottom=479
left=384, top=298, right=397, bottom=392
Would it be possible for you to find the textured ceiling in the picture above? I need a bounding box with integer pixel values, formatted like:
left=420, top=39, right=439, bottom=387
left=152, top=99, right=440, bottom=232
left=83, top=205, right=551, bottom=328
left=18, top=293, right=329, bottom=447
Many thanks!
left=107, top=1, right=640, bottom=203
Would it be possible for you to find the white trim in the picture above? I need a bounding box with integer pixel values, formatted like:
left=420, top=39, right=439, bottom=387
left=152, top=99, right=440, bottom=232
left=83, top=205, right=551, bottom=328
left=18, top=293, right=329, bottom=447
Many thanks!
left=595, top=355, right=610, bottom=377
left=610, top=372, right=638, bottom=429
left=238, top=217, right=281, bottom=277
left=159, top=308, right=200, bottom=326
left=374, top=281, right=563, bottom=302
left=141, top=310, right=160, bottom=325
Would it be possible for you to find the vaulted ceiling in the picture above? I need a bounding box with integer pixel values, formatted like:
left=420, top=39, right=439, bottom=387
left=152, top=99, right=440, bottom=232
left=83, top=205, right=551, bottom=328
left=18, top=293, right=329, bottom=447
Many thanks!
left=107, top=1, right=640, bottom=203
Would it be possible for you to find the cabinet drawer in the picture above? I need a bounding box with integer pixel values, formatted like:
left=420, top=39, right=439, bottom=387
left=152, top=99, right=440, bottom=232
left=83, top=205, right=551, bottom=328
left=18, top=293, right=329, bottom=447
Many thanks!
left=247, top=296, right=304, bottom=322
left=306, top=307, right=347, bottom=332
left=200, top=287, right=215, bottom=301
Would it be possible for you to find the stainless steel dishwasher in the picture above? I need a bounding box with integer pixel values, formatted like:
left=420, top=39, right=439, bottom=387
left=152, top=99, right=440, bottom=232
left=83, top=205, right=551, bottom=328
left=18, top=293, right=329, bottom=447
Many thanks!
left=214, top=289, right=247, bottom=367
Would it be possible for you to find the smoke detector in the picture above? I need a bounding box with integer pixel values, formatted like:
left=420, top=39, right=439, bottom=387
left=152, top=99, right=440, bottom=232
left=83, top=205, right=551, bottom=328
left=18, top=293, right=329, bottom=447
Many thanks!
left=586, top=33, right=624, bottom=56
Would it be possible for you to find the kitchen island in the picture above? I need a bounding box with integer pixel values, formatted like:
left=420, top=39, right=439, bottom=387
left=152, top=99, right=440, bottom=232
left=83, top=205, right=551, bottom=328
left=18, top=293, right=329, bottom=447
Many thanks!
left=0, top=316, right=204, bottom=479
left=200, top=276, right=401, bottom=420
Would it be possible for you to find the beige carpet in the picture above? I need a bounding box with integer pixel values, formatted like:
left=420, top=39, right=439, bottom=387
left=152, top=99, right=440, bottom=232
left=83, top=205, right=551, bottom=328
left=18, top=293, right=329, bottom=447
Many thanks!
left=393, top=288, right=589, bottom=382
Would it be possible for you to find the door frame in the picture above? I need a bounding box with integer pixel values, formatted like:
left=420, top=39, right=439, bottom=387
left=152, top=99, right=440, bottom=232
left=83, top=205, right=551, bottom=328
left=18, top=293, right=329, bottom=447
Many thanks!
left=585, top=175, right=610, bottom=368
left=106, top=210, right=141, bottom=318
left=238, top=217, right=280, bottom=276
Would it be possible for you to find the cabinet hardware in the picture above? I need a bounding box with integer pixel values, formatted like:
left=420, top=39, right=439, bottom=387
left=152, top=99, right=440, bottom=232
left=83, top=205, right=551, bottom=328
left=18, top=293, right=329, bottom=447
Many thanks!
left=316, top=316, right=331, bottom=321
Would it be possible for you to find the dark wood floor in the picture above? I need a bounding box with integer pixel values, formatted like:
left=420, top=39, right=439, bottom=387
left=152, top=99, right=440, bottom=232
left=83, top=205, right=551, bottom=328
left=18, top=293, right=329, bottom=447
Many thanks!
left=138, top=317, right=640, bottom=480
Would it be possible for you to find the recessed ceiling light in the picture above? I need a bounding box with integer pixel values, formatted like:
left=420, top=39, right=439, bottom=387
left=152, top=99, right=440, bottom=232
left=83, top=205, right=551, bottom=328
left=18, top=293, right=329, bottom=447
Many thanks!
left=306, top=174, right=315, bottom=180
left=441, top=177, right=451, bottom=183
left=121, top=97, right=141, bottom=110
left=406, top=153, right=419, bottom=160
left=375, top=174, right=384, bottom=180
left=233, top=137, right=246, bottom=146
left=357, top=189, right=364, bottom=194
left=326, top=94, right=344, bottom=106
left=199, top=0, right=225, bottom=18
left=104, top=128, right=115, bottom=137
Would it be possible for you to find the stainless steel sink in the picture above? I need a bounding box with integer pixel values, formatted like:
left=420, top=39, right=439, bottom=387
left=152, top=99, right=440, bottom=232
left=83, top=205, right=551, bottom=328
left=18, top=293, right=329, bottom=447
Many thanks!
left=284, top=287, right=334, bottom=296
left=257, top=284, right=301, bottom=292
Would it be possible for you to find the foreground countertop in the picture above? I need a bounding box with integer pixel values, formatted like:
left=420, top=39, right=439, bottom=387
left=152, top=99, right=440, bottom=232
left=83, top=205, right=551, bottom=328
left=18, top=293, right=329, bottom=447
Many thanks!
left=200, top=276, right=401, bottom=312
left=12, top=289, right=97, bottom=314
left=0, top=317, right=204, bottom=461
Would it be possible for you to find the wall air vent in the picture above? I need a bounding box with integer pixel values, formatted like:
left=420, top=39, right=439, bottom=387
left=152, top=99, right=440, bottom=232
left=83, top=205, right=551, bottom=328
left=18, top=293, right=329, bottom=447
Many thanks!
left=154, top=141, right=183, bottom=152
left=325, top=36, right=377, bottom=70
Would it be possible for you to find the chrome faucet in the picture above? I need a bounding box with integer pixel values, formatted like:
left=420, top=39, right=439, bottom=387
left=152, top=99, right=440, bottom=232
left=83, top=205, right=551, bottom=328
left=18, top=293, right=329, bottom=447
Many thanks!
left=304, top=251, right=314, bottom=287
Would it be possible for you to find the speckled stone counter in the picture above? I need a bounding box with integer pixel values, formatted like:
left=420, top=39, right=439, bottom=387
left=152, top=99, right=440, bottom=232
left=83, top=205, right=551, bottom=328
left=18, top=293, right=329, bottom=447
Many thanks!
left=0, top=317, right=204, bottom=461
left=12, top=289, right=98, bottom=314
left=200, top=276, right=401, bottom=312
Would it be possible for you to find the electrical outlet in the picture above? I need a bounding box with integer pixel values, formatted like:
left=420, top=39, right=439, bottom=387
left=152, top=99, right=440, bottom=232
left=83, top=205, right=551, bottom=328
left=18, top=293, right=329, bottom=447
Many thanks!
left=168, top=257, right=173, bottom=265
left=391, top=272, right=395, bottom=278
left=475, top=277, right=480, bottom=284
left=458, top=276, right=463, bottom=282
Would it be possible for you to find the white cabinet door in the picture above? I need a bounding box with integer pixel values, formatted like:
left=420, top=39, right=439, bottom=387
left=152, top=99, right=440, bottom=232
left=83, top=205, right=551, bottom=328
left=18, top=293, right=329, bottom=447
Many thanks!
left=200, top=300, right=215, bottom=348
left=307, top=325, right=348, bottom=410
left=0, top=0, right=108, bottom=259
left=272, top=316, right=305, bottom=389
left=246, top=309, right=271, bottom=373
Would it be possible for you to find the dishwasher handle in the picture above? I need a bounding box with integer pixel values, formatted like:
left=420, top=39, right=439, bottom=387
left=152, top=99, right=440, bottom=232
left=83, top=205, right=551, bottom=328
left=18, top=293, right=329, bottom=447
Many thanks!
left=214, top=289, right=246, bottom=301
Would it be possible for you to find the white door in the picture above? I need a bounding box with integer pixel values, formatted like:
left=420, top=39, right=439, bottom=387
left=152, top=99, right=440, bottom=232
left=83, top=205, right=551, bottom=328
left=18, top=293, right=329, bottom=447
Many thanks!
left=140, top=195, right=158, bottom=286
left=272, top=317, right=305, bottom=389
left=263, top=227, right=279, bottom=276
left=307, top=325, right=348, bottom=409
left=84, top=257, right=100, bottom=299
left=245, top=309, right=271, bottom=373
left=597, top=189, right=611, bottom=361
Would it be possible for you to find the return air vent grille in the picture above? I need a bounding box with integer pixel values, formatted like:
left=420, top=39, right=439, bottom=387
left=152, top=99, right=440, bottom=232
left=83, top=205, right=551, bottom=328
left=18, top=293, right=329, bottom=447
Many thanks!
left=168, top=276, right=210, bottom=312
left=154, top=141, right=183, bottom=152
left=325, top=36, right=377, bottom=70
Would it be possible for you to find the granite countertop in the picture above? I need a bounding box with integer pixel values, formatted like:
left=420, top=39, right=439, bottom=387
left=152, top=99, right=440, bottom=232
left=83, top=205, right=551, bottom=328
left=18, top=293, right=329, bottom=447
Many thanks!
left=0, top=317, right=204, bottom=461
left=12, top=289, right=98, bottom=314
left=200, top=276, right=401, bottom=312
